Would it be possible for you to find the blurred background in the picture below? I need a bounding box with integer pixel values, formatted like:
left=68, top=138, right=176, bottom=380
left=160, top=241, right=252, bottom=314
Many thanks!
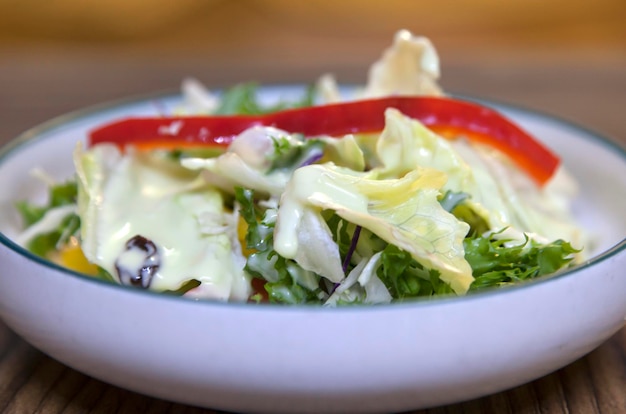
left=0, top=0, right=624, bottom=142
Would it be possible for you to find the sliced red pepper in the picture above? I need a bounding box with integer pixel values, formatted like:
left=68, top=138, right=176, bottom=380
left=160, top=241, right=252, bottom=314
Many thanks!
left=89, top=96, right=560, bottom=185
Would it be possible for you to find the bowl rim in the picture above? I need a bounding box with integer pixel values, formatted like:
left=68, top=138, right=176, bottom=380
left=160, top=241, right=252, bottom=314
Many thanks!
left=1, top=87, right=624, bottom=312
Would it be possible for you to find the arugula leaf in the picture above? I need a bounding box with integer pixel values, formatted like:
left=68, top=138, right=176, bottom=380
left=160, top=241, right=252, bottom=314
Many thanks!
left=465, top=234, right=579, bottom=290
left=214, top=82, right=316, bottom=115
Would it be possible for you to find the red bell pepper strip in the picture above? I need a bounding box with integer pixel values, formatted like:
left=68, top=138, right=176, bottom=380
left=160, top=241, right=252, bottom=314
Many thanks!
left=89, top=96, right=560, bottom=185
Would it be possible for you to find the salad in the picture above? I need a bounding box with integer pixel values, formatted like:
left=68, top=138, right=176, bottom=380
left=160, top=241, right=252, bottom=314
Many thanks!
left=16, top=30, right=584, bottom=305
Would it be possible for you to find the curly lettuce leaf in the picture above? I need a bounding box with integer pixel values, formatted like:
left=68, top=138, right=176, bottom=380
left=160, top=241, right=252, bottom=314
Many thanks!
left=465, top=233, right=580, bottom=290
left=235, top=187, right=324, bottom=304
left=378, top=244, right=453, bottom=299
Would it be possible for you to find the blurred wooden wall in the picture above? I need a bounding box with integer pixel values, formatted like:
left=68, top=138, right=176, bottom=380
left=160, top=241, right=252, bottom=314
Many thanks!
left=1, top=0, right=624, bottom=68
left=0, top=0, right=624, bottom=141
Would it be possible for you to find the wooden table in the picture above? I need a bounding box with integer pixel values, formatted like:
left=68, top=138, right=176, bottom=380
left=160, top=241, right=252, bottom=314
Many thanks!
left=0, top=38, right=624, bottom=413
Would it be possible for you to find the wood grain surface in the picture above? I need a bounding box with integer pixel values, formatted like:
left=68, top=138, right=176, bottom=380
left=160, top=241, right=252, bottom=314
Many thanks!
left=0, top=322, right=623, bottom=413
left=0, top=1, right=625, bottom=413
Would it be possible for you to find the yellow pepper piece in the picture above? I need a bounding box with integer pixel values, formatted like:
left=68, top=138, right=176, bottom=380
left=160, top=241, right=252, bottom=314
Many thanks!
left=237, top=215, right=256, bottom=257
left=53, top=239, right=99, bottom=276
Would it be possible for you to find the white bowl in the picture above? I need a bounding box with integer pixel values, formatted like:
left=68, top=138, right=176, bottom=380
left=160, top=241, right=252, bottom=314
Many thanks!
left=0, top=88, right=624, bottom=414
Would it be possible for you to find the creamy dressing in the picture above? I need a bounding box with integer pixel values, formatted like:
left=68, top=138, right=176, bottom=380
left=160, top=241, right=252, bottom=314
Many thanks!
left=275, top=166, right=370, bottom=259
left=75, top=144, right=250, bottom=300
left=114, top=235, right=160, bottom=288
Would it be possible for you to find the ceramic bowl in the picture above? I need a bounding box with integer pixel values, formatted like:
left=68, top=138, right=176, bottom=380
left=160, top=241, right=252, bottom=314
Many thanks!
left=0, top=88, right=624, bottom=414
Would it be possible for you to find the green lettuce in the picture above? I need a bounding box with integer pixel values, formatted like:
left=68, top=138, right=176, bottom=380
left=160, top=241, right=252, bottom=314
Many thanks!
left=273, top=163, right=474, bottom=294
left=375, top=108, right=472, bottom=189
left=377, top=244, right=453, bottom=299
left=15, top=180, right=79, bottom=257
left=214, top=82, right=316, bottom=115
left=465, top=233, right=580, bottom=290
left=373, top=109, right=585, bottom=251
left=235, top=187, right=323, bottom=304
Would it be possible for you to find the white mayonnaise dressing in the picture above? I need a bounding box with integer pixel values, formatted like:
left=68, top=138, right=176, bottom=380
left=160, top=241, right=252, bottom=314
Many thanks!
left=76, top=145, right=250, bottom=301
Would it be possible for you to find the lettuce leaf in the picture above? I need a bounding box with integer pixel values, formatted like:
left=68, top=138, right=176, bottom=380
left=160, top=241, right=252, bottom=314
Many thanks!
left=377, top=244, right=453, bottom=298
left=182, top=128, right=325, bottom=197
left=274, top=163, right=474, bottom=294
left=362, top=30, right=443, bottom=98
left=450, top=139, right=584, bottom=248
left=374, top=109, right=584, bottom=252
left=319, top=134, right=366, bottom=172
left=214, top=82, right=316, bottom=115
left=16, top=180, right=77, bottom=226
left=74, top=144, right=250, bottom=300
left=465, top=233, right=580, bottom=290
left=15, top=180, right=79, bottom=257
left=235, top=187, right=323, bottom=304
left=375, top=108, right=472, bottom=189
